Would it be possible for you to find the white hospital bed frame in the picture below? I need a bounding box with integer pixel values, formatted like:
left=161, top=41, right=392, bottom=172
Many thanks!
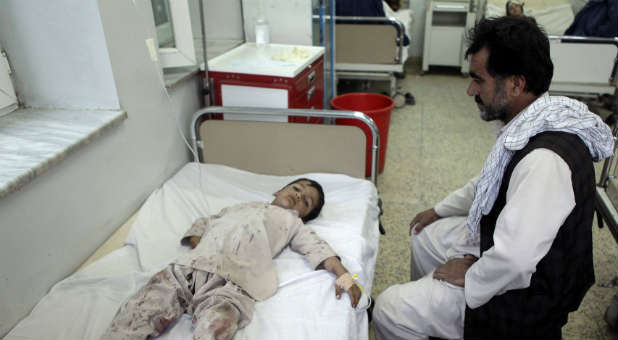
left=547, top=35, right=618, bottom=98
left=190, top=106, right=381, bottom=185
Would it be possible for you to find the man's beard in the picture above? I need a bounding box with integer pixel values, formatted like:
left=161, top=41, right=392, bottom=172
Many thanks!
left=476, top=79, right=510, bottom=122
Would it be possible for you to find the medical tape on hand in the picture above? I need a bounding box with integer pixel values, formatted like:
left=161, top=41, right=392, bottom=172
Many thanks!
left=335, top=273, right=355, bottom=291
left=336, top=273, right=372, bottom=311
left=353, top=274, right=371, bottom=311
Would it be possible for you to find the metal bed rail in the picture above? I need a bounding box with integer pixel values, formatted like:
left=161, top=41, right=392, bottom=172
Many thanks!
left=596, top=122, right=618, bottom=241
left=190, top=106, right=381, bottom=185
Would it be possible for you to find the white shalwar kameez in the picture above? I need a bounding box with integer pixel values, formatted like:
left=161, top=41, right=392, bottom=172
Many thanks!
left=373, top=148, right=576, bottom=340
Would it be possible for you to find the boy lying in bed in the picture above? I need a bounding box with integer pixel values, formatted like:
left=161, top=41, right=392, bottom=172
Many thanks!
left=102, top=178, right=361, bottom=340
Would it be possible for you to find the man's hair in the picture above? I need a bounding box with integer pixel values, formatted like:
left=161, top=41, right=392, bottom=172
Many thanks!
left=287, top=178, right=325, bottom=223
left=465, top=16, right=553, bottom=95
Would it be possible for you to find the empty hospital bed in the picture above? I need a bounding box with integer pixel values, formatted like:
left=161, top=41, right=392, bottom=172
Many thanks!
left=331, top=1, right=414, bottom=105
left=4, top=107, right=382, bottom=340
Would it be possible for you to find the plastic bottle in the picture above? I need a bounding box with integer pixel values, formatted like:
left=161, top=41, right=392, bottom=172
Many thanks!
left=255, top=17, right=270, bottom=47
left=255, top=0, right=269, bottom=48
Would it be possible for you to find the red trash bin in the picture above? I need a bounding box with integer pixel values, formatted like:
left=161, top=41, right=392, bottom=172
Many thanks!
left=330, top=93, right=394, bottom=177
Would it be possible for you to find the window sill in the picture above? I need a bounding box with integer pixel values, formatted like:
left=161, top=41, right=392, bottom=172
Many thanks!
left=0, top=108, right=127, bottom=198
left=164, top=66, right=200, bottom=88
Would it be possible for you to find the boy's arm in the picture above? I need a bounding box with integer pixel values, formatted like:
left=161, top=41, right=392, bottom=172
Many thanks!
left=318, top=257, right=361, bottom=307
left=180, top=217, right=211, bottom=248
left=284, top=217, right=361, bottom=307
left=182, top=207, right=232, bottom=248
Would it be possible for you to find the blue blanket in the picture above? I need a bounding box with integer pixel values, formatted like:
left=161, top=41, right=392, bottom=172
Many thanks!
left=565, top=0, right=617, bottom=37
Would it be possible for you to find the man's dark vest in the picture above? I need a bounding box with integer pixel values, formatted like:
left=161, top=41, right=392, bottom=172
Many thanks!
left=464, top=132, right=596, bottom=339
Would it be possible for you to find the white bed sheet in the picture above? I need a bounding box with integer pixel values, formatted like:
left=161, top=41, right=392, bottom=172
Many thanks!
left=383, top=2, right=414, bottom=62
left=485, top=0, right=575, bottom=35
left=5, top=163, right=380, bottom=340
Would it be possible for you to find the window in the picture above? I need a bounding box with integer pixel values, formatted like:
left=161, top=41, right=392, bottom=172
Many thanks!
left=0, top=42, right=17, bottom=117
left=150, top=0, right=198, bottom=68
left=152, top=0, right=175, bottom=48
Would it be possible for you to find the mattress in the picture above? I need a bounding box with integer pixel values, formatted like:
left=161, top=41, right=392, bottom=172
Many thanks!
left=485, top=0, right=575, bottom=35
left=383, top=1, right=414, bottom=61
left=5, top=163, right=380, bottom=340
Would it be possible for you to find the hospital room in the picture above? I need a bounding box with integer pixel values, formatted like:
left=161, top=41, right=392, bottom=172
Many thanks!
left=1, top=0, right=617, bottom=339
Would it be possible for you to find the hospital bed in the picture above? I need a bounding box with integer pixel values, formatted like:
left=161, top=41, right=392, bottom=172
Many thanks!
left=331, top=3, right=414, bottom=104
left=481, top=0, right=618, bottom=99
left=4, top=107, right=382, bottom=340
left=482, top=0, right=575, bottom=35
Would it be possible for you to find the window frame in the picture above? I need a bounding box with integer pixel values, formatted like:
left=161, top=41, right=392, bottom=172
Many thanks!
left=0, top=44, right=18, bottom=117
left=153, top=0, right=198, bottom=68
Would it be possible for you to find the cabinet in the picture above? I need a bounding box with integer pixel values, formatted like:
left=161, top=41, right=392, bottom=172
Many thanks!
left=422, top=0, right=475, bottom=75
left=208, top=43, right=324, bottom=123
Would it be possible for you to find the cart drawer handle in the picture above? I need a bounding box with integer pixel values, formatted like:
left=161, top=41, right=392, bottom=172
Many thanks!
left=307, top=86, right=315, bottom=102
left=308, top=71, right=316, bottom=85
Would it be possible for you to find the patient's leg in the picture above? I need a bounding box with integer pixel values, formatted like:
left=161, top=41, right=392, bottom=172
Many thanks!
left=191, top=273, right=255, bottom=340
left=101, top=264, right=192, bottom=340
left=193, top=301, right=240, bottom=340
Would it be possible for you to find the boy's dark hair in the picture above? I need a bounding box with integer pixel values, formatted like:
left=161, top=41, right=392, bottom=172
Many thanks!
left=287, top=178, right=325, bottom=223
left=465, top=16, right=553, bottom=96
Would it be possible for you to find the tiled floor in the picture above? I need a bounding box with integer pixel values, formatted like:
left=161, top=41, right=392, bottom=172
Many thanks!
left=360, top=60, right=618, bottom=339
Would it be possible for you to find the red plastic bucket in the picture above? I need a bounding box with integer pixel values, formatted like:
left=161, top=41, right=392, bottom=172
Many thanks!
left=331, top=93, right=394, bottom=177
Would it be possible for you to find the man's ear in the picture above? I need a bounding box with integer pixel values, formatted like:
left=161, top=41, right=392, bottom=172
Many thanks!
left=508, top=75, right=526, bottom=97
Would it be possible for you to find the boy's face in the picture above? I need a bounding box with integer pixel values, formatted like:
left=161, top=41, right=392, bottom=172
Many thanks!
left=272, top=180, right=320, bottom=219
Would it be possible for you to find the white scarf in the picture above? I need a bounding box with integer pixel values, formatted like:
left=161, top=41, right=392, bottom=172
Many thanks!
left=466, top=93, right=615, bottom=235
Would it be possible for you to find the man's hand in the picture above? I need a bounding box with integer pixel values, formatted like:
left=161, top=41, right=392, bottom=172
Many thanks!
left=336, top=282, right=361, bottom=308
left=189, top=236, right=201, bottom=249
left=409, top=208, right=441, bottom=235
left=433, top=254, right=478, bottom=287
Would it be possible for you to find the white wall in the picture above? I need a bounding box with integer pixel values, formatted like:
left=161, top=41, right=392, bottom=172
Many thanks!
left=203, top=0, right=244, bottom=41
left=0, top=0, right=201, bottom=336
left=242, top=0, right=314, bottom=46
left=0, top=1, right=119, bottom=109
left=408, top=0, right=429, bottom=58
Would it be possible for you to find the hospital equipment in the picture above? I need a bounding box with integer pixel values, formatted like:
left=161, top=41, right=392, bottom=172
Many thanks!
left=325, top=2, right=414, bottom=104
left=479, top=0, right=618, bottom=98
left=422, top=0, right=476, bottom=75
left=5, top=107, right=382, bottom=340
left=547, top=35, right=618, bottom=99
left=207, top=44, right=325, bottom=122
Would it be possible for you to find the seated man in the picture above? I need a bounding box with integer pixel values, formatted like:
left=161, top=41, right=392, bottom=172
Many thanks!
left=372, top=16, right=614, bottom=339
left=102, top=178, right=361, bottom=340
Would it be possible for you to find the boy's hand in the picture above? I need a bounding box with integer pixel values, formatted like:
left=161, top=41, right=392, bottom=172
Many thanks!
left=319, top=257, right=363, bottom=308
left=335, top=273, right=361, bottom=308
left=189, top=236, right=201, bottom=249
left=337, top=284, right=361, bottom=308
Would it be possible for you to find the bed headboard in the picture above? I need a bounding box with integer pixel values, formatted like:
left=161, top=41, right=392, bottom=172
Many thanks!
left=191, top=107, right=380, bottom=183
left=334, top=16, right=405, bottom=65
left=336, top=24, right=400, bottom=64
